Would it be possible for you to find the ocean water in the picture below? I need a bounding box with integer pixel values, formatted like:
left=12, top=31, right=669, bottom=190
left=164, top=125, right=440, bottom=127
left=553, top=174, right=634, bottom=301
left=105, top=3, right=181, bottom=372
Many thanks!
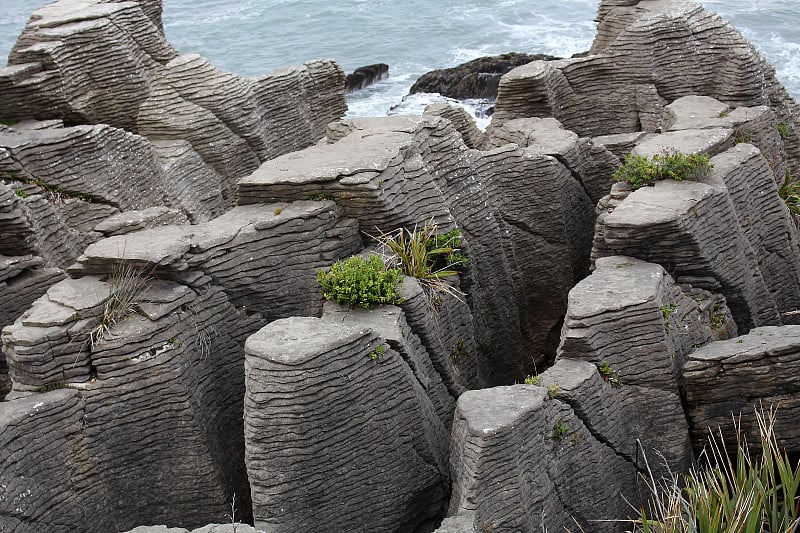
left=1, top=0, right=799, bottom=121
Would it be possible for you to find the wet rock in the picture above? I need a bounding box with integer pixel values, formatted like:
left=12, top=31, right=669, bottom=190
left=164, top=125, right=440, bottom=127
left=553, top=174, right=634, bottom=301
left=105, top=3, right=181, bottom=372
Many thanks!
left=345, top=63, right=389, bottom=93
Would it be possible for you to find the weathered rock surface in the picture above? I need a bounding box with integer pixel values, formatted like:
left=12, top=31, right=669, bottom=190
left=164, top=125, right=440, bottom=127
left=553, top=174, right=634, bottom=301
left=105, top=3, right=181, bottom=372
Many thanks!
left=0, top=202, right=362, bottom=530
left=410, top=53, right=559, bottom=100
left=239, top=114, right=597, bottom=382
left=424, top=102, right=488, bottom=150
left=557, top=256, right=731, bottom=471
left=490, top=0, right=799, bottom=175
left=446, top=384, right=638, bottom=532
left=592, top=135, right=800, bottom=331
left=124, top=525, right=260, bottom=533
left=684, top=325, right=800, bottom=453
left=244, top=317, right=449, bottom=532
left=345, top=63, right=389, bottom=93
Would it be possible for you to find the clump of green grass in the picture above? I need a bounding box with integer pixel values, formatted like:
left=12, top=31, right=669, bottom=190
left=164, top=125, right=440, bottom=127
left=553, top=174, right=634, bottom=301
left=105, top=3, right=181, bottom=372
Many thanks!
left=373, top=221, right=467, bottom=301
left=553, top=419, right=569, bottom=439
left=524, top=374, right=542, bottom=386
left=631, top=408, right=800, bottom=533
left=777, top=122, right=791, bottom=140
left=369, top=344, right=386, bottom=362
left=89, top=263, right=153, bottom=349
left=317, top=254, right=403, bottom=309
left=598, top=361, right=622, bottom=388
left=614, top=150, right=713, bottom=190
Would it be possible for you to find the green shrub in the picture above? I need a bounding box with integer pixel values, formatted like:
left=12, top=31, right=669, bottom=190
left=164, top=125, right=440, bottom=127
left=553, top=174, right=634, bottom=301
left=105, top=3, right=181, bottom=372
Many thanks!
left=598, top=361, right=622, bottom=388
left=553, top=419, right=569, bottom=439
left=777, top=122, right=791, bottom=140
left=633, top=408, right=800, bottom=533
left=316, top=255, right=403, bottom=309
left=524, top=374, right=541, bottom=386
left=614, top=150, right=713, bottom=190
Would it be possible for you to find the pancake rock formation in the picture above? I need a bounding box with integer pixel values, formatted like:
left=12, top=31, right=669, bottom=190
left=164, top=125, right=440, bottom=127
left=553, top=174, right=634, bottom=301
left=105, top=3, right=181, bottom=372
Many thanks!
left=1, top=0, right=800, bottom=532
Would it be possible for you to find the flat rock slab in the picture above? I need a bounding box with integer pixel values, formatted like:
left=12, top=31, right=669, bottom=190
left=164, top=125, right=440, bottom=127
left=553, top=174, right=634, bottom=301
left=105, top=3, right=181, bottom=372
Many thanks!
left=684, top=325, right=800, bottom=453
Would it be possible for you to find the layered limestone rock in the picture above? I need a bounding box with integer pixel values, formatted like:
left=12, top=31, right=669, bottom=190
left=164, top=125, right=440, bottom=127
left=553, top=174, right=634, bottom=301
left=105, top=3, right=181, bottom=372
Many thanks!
left=0, top=278, right=258, bottom=532
left=244, top=317, right=449, bottom=532
left=684, top=326, right=800, bottom=453
left=591, top=129, right=800, bottom=331
left=491, top=0, right=799, bottom=174
left=239, top=114, right=597, bottom=382
left=446, top=384, right=638, bottom=532
left=0, top=202, right=363, bottom=530
left=557, top=256, right=733, bottom=471
left=0, top=0, right=346, bottom=215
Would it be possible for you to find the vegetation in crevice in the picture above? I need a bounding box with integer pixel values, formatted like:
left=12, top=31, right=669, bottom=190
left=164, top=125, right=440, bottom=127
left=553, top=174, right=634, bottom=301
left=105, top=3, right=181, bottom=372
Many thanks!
left=614, top=150, right=713, bottom=190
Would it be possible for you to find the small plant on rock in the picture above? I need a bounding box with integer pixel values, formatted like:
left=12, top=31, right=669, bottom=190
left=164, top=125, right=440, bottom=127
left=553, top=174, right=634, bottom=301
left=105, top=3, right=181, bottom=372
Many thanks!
left=660, top=302, right=677, bottom=321
left=553, top=419, right=569, bottom=439
left=373, top=221, right=467, bottom=300
left=779, top=170, right=800, bottom=224
left=524, top=374, right=542, bottom=386
left=777, top=122, right=791, bottom=140
left=613, top=150, right=713, bottom=190
left=708, top=304, right=726, bottom=333
left=317, top=254, right=403, bottom=309
left=547, top=382, right=561, bottom=399
left=369, top=344, right=386, bottom=362
left=598, top=361, right=622, bottom=388
left=89, top=262, right=153, bottom=349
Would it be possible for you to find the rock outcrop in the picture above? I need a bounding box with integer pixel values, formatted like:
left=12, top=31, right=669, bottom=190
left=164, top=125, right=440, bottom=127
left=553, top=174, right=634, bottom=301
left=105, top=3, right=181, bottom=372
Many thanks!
left=345, top=63, right=389, bottom=93
left=410, top=53, right=559, bottom=100
left=244, top=316, right=449, bottom=533
left=490, top=0, right=800, bottom=175
left=239, top=114, right=597, bottom=382
left=684, top=325, right=800, bottom=453
left=0, top=202, right=361, bottom=531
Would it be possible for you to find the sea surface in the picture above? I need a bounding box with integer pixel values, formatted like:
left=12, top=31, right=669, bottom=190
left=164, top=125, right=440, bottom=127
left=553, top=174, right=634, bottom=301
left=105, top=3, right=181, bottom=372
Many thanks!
left=1, top=0, right=799, bottom=123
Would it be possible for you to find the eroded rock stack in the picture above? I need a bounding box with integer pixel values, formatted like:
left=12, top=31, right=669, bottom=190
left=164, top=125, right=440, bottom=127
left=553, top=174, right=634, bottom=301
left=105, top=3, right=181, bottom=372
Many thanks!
left=490, top=0, right=799, bottom=176
left=244, top=316, right=450, bottom=532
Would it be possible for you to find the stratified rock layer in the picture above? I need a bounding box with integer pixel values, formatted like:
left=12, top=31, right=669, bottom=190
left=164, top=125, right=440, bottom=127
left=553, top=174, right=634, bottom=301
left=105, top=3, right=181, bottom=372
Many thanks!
left=244, top=317, right=449, bottom=532
left=239, top=114, right=597, bottom=382
left=684, top=326, right=800, bottom=453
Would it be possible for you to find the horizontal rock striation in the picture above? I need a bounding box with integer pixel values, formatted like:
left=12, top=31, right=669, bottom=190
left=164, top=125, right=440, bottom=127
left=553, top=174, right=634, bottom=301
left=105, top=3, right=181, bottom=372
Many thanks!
left=592, top=131, right=800, bottom=331
left=684, top=326, right=800, bottom=453
left=239, top=114, right=597, bottom=382
left=0, top=276, right=259, bottom=532
left=490, top=0, right=800, bottom=174
left=0, top=0, right=347, bottom=211
left=244, top=317, right=449, bottom=532
left=446, top=384, right=638, bottom=532
left=557, top=256, right=731, bottom=470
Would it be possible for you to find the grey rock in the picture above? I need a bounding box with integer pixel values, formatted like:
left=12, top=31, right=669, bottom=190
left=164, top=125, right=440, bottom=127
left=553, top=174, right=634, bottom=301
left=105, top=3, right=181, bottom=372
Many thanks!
left=94, top=206, right=189, bottom=236
left=424, top=102, right=487, bottom=150
left=684, top=325, right=800, bottom=453
left=447, top=384, right=638, bottom=532
left=244, top=317, right=449, bottom=532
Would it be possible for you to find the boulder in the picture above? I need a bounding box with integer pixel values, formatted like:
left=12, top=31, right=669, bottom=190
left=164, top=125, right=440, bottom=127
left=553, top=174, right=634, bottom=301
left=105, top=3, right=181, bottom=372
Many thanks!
left=244, top=317, right=449, bottom=532
left=345, top=63, right=389, bottom=93
left=410, top=53, right=559, bottom=100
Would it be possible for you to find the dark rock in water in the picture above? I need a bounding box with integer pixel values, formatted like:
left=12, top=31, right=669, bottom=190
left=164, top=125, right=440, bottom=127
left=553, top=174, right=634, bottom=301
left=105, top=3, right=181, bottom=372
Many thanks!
left=345, top=63, right=389, bottom=93
left=409, top=52, right=559, bottom=100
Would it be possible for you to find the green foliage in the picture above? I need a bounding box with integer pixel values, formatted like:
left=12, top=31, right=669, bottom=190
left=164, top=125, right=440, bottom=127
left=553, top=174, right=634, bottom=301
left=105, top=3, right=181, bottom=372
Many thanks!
left=598, top=361, right=622, bottom=388
left=553, top=419, right=569, bottom=439
left=524, top=374, right=541, bottom=386
left=547, top=382, right=561, bottom=399
left=6, top=175, right=92, bottom=203
left=316, top=255, right=403, bottom=309
left=733, top=130, right=752, bottom=145
left=613, top=150, right=713, bottom=190
left=89, top=263, right=153, bottom=349
left=369, top=344, right=386, bottom=362
left=661, top=303, right=677, bottom=321
left=451, top=338, right=468, bottom=362
left=779, top=170, right=800, bottom=219
left=310, top=192, right=335, bottom=201
left=633, top=408, right=800, bottom=533
left=374, top=222, right=467, bottom=300
left=0, top=118, right=18, bottom=126
left=273, top=207, right=283, bottom=215
left=709, top=304, right=726, bottom=333
left=13, top=188, right=27, bottom=198
left=777, top=122, right=791, bottom=140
